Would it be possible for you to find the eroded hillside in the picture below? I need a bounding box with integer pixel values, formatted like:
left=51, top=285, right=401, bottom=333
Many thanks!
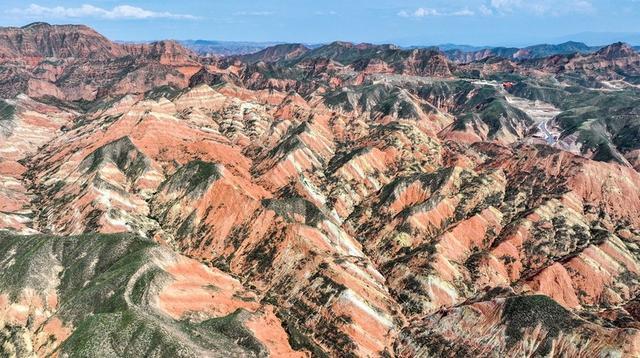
left=1, top=23, right=640, bottom=357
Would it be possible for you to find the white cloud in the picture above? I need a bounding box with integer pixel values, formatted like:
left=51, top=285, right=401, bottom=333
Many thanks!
left=233, top=11, right=275, bottom=16
left=414, top=8, right=441, bottom=17
left=314, top=10, right=338, bottom=16
left=490, top=0, right=594, bottom=15
left=398, top=1, right=593, bottom=18
left=8, top=4, right=198, bottom=20
left=479, top=5, right=494, bottom=16
left=398, top=8, right=440, bottom=17
left=451, top=8, right=475, bottom=16
left=398, top=7, right=475, bottom=17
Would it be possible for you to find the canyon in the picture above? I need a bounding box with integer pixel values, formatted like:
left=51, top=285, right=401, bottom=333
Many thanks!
left=1, top=22, right=640, bottom=357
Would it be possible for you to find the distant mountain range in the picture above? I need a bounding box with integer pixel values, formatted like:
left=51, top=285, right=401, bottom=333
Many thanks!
left=180, top=39, right=638, bottom=63
left=551, top=32, right=640, bottom=47
left=178, top=40, right=326, bottom=57
left=179, top=40, right=284, bottom=56
left=440, top=41, right=603, bottom=63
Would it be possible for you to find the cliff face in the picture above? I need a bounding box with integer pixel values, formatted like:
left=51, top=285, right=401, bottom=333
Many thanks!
left=443, top=41, right=599, bottom=63
left=0, top=23, right=200, bottom=64
left=2, top=80, right=639, bottom=356
left=1, top=23, right=640, bottom=357
left=0, top=23, right=127, bottom=62
left=236, top=43, right=310, bottom=64
left=121, top=40, right=200, bottom=66
left=0, top=23, right=201, bottom=101
left=0, top=232, right=303, bottom=357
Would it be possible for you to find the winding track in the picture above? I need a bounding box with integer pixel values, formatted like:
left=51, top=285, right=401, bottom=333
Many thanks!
left=467, top=79, right=561, bottom=144
left=505, top=95, right=561, bottom=144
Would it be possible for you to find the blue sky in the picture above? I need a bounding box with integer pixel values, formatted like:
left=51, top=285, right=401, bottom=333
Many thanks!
left=1, top=1, right=639, bottom=46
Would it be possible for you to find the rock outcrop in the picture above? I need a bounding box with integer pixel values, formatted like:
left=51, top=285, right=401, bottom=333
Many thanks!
left=1, top=23, right=640, bottom=357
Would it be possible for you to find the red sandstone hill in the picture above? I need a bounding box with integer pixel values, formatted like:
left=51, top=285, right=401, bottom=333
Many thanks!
left=0, top=22, right=201, bottom=101
left=1, top=23, right=640, bottom=357
left=0, top=22, right=127, bottom=62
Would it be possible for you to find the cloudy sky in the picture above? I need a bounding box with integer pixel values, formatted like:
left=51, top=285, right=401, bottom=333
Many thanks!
left=1, top=0, right=639, bottom=46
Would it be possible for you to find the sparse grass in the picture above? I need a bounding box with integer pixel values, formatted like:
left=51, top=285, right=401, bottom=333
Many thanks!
left=0, top=100, right=15, bottom=121
left=0, top=232, right=273, bottom=357
left=144, top=85, right=183, bottom=101
left=502, top=295, right=581, bottom=355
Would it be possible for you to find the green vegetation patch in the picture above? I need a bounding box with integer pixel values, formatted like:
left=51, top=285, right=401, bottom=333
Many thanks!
left=0, top=232, right=274, bottom=357
left=0, top=100, right=15, bottom=121
left=502, top=295, right=582, bottom=355
left=60, top=311, right=193, bottom=357
left=80, top=136, right=150, bottom=181
left=144, top=85, right=184, bottom=101
left=161, top=160, right=222, bottom=195
left=262, top=197, right=326, bottom=226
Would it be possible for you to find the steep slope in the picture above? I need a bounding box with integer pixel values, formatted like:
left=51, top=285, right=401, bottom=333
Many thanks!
left=505, top=72, right=640, bottom=169
left=0, top=95, right=76, bottom=234
left=1, top=23, right=640, bottom=357
left=527, top=42, right=640, bottom=82
left=2, top=78, right=638, bottom=356
left=298, top=42, right=454, bottom=77
left=180, top=40, right=284, bottom=57
left=444, top=41, right=599, bottom=63
left=397, top=294, right=640, bottom=356
left=0, top=23, right=201, bottom=101
left=0, top=232, right=303, bottom=357
left=0, top=22, right=127, bottom=63
left=237, top=44, right=310, bottom=64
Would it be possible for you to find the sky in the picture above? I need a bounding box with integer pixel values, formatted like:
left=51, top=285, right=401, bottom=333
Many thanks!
left=0, top=1, right=639, bottom=46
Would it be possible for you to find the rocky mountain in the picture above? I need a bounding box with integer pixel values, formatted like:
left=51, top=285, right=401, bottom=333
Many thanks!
left=443, top=41, right=600, bottom=63
left=0, top=22, right=127, bottom=62
left=184, top=39, right=603, bottom=65
left=221, top=41, right=454, bottom=78
left=0, top=23, right=201, bottom=101
left=1, top=23, right=640, bottom=357
left=180, top=40, right=286, bottom=57
left=236, top=43, right=310, bottom=64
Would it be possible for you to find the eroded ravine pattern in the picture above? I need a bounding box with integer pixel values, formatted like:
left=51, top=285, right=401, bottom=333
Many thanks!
left=505, top=95, right=561, bottom=144
left=1, top=23, right=640, bottom=357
